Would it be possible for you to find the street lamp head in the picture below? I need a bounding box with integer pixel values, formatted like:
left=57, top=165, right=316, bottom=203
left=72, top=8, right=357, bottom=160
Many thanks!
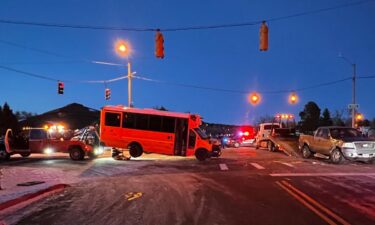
left=115, top=39, right=131, bottom=58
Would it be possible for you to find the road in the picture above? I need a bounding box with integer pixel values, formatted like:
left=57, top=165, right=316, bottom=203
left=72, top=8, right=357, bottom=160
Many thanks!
left=1, top=147, right=375, bottom=225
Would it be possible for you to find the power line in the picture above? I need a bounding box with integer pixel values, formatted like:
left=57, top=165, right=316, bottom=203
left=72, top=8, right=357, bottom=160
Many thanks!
left=133, top=75, right=358, bottom=94
left=0, top=65, right=127, bottom=83
left=0, top=0, right=373, bottom=32
left=0, top=39, right=124, bottom=67
left=0, top=64, right=373, bottom=94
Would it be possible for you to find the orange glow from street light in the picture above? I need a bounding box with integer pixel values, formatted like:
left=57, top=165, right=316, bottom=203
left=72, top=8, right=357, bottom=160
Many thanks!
left=356, top=113, right=363, bottom=121
left=289, top=92, right=298, bottom=104
left=114, top=39, right=131, bottom=58
left=248, top=92, right=261, bottom=105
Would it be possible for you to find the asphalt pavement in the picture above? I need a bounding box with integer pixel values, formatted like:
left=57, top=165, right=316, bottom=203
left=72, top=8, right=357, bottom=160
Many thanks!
left=1, top=147, right=374, bottom=225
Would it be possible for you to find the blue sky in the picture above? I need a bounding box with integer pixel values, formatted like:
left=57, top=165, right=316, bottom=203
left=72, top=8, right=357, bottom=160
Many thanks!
left=0, top=0, right=374, bottom=125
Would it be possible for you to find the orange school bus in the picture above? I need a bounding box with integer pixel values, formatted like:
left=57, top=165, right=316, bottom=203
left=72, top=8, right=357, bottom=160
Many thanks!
left=100, top=106, right=221, bottom=161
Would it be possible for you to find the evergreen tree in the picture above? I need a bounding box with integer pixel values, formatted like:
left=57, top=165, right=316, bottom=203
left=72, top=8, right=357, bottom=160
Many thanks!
left=1, top=102, right=19, bottom=134
left=320, top=108, right=333, bottom=126
left=299, top=101, right=321, bottom=133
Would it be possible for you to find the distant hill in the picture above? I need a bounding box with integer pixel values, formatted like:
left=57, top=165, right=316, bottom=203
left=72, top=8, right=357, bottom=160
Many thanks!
left=20, top=103, right=100, bottom=130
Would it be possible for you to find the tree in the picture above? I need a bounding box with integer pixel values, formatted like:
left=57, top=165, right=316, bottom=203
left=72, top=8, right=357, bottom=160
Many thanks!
left=332, top=110, right=346, bottom=126
left=15, top=111, right=36, bottom=121
left=255, top=115, right=274, bottom=125
left=320, top=108, right=333, bottom=126
left=0, top=102, right=20, bottom=134
left=299, top=101, right=321, bottom=133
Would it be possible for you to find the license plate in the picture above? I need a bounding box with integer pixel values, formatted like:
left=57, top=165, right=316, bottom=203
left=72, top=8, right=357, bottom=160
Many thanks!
left=363, top=154, right=369, bottom=157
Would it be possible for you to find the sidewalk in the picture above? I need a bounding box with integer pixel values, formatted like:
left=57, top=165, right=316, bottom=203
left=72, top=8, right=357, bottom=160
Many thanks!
left=0, top=166, right=84, bottom=205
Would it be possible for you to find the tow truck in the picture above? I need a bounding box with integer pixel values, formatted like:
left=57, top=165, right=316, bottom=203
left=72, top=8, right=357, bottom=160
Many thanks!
left=0, top=125, right=103, bottom=161
left=255, top=114, right=299, bottom=156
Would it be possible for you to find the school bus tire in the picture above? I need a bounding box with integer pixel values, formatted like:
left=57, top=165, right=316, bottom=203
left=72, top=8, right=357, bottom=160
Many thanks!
left=129, top=143, right=143, bottom=158
left=195, top=148, right=209, bottom=161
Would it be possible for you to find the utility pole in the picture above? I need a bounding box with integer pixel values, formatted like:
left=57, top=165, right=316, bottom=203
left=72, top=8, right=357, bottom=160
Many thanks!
left=127, top=62, right=133, bottom=107
left=351, top=63, right=356, bottom=128
left=339, top=54, right=357, bottom=128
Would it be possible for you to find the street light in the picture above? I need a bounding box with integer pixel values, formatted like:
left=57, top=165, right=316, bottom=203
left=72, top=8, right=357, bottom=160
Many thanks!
left=338, top=53, right=356, bottom=128
left=248, top=92, right=261, bottom=106
left=114, top=39, right=133, bottom=107
left=288, top=92, right=298, bottom=104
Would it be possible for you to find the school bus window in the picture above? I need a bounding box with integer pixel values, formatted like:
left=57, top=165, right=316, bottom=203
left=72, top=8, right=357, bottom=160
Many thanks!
left=149, top=115, right=162, bottom=132
left=162, top=116, right=175, bottom=133
left=188, top=130, right=196, bottom=148
left=135, top=113, right=149, bottom=130
left=122, top=112, right=136, bottom=129
left=105, top=112, right=121, bottom=127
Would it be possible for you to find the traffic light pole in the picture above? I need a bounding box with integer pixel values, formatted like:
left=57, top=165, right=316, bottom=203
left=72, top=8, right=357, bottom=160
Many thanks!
left=127, top=62, right=132, bottom=107
left=351, top=63, right=356, bottom=128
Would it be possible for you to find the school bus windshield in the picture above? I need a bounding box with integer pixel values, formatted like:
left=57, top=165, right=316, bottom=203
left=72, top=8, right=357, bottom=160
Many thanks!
left=194, top=128, right=209, bottom=139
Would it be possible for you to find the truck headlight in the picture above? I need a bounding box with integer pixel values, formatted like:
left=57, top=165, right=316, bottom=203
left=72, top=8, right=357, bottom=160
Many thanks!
left=342, top=142, right=355, bottom=149
left=94, top=146, right=104, bottom=155
left=44, top=147, right=54, bottom=154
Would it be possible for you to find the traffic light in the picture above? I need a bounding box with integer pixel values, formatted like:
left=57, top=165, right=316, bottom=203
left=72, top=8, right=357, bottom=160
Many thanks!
left=105, top=88, right=111, bottom=100
left=289, top=92, right=298, bottom=104
left=249, top=92, right=261, bottom=105
left=259, top=21, right=268, bottom=51
left=155, top=29, right=164, bottom=59
left=58, top=81, right=64, bottom=94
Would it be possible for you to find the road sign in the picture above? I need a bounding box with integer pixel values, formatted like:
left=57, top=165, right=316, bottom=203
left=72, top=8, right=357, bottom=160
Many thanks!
left=348, top=104, right=359, bottom=110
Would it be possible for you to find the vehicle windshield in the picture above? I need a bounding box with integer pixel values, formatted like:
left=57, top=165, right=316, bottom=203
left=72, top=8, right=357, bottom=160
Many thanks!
left=330, top=128, right=362, bottom=139
left=194, top=128, right=209, bottom=139
left=264, top=124, right=280, bottom=130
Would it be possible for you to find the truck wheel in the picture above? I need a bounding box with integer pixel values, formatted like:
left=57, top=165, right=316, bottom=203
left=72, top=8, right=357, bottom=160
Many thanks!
left=129, top=143, right=143, bottom=158
left=234, top=142, right=240, bottom=148
left=69, top=147, right=85, bottom=161
left=20, top=152, right=31, bottom=158
left=0, top=149, right=10, bottom=160
left=330, top=148, right=344, bottom=164
left=302, top=145, right=312, bottom=158
left=195, top=148, right=209, bottom=161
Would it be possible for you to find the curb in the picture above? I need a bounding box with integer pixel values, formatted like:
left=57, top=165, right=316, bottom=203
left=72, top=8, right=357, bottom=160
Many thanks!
left=0, top=184, right=69, bottom=213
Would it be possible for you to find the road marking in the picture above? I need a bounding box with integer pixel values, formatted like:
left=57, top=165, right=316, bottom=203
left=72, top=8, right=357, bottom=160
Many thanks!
left=279, top=180, right=351, bottom=225
left=270, top=173, right=375, bottom=177
left=250, top=163, right=265, bottom=170
left=280, top=162, right=294, bottom=168
left=276, top=181, right=337, bottom=225
left=219, top=163, right=229, bottom=171
left=124, top=192, right=143, bottom=201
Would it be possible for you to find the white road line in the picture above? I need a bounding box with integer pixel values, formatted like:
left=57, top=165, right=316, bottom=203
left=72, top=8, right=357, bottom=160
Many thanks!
left=270, top=173, right=375, bottom=177
left=281, top=162, right=295, bottom=168
left=250, top=163, right=265, bottom=170
left=219, top=163, right=229, bottom=171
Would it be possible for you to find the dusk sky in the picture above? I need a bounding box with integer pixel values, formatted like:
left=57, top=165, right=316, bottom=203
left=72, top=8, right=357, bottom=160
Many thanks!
left=0, top=0, right=374, bottom=125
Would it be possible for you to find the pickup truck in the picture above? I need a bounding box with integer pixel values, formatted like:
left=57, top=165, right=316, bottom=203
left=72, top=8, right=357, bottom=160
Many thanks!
left=299, top=126, right=375, bottom=164
left=0, top=127, right=103, bottom=161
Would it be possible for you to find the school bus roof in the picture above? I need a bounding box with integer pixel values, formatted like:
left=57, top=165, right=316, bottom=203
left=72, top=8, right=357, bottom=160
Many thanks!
left=102, top=105, right=199, bottom=119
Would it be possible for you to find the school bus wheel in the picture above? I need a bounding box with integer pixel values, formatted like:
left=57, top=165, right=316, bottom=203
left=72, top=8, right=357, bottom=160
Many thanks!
left=195, top=148, right=209, bottom=161
left=129, top=143, right=143, bottom=158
